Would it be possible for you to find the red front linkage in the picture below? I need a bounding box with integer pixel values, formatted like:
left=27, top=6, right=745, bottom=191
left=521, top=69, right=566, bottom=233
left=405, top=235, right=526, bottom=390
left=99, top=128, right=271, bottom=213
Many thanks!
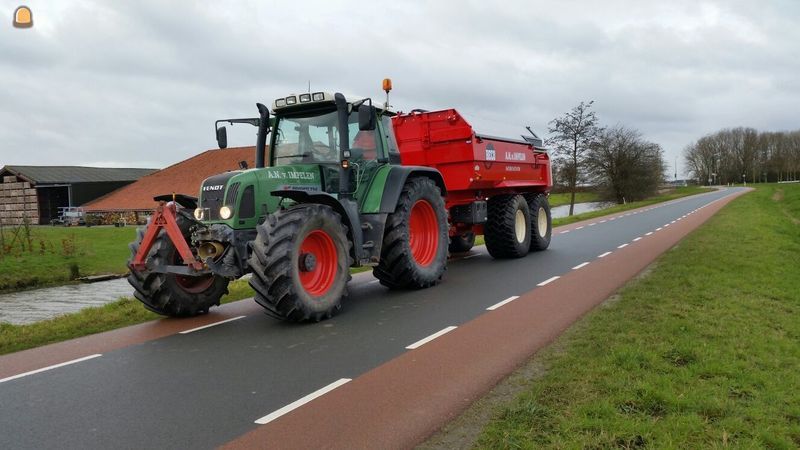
left=130, top=201, right=204, bottom=272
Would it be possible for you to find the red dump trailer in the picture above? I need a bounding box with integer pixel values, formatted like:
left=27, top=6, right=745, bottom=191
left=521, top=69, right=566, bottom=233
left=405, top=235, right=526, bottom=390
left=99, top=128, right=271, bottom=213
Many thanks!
left=392, top=109, right=552, bottom=256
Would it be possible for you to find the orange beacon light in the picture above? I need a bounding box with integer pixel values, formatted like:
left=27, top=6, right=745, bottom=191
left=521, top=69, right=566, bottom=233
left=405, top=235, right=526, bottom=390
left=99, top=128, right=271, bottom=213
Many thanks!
left=13, top=6, right=33, bottom=28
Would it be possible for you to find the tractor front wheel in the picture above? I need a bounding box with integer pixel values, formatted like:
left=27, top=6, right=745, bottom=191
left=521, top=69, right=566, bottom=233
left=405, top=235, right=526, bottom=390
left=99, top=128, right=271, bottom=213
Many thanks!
left=374, top=177, right=448, bottom=289
left=248, top=204, right=351, bottom=322
left=127, top=214, right=229, bottom=317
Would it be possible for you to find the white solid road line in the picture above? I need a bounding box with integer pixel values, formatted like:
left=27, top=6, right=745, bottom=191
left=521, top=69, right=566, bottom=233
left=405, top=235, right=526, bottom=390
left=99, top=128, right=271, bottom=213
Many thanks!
left=0, top=354, right=102, bottom=384
left=179, top=316, right=247, bottom=334
left=406, top=326, right=458, bottom=349
left=537, top=276, right=560, bottom=286
left=254, top=378, right=352, bottom=425
left=572, top=262, right=590, bottom=270
left=598, top=251, right=612, bottom=258
left=486, top=296, right=520, bottom=311
left=618, top=243, right=629, bottom=249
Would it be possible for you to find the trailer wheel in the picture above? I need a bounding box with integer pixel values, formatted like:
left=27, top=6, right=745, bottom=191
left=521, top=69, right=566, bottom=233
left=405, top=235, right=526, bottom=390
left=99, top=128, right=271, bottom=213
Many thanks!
left=448, top=231, right=475, bottom=254
left=248, top=204, right=351, bottom=322
left=374, top=177, right=448, bottom=289
left=485, top=194, right=531, bottom=259
left=526, top=193, right=552, bottom=251
left=127, top=214, right=229, bottom=317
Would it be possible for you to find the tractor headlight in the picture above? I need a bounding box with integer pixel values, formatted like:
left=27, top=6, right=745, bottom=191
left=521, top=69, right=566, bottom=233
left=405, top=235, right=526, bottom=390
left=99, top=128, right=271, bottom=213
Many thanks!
left=193, top=208, right=204, bottom=220
left=219, top=206, right=232, bottom=220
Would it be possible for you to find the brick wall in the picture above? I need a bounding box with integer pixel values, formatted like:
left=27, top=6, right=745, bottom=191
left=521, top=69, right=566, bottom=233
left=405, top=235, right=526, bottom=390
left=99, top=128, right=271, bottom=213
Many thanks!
left=0, top=175, right=39, bottom=225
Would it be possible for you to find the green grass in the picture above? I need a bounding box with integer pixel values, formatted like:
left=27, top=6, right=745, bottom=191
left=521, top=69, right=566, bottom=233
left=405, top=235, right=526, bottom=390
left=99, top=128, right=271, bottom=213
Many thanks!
left=0, top=225, right=135, bottom=292
left=475, top=183, right=800, bottom=448
left=0, top=278, right=255, bottom=355
left=548, top=191, right=601, bottom=207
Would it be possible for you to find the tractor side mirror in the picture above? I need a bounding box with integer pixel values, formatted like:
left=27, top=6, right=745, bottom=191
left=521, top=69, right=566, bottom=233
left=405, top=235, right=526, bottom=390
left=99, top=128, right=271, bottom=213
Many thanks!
left=216, top=126, right=228, bottom=149
left=358, top=105, right=377, bottom=131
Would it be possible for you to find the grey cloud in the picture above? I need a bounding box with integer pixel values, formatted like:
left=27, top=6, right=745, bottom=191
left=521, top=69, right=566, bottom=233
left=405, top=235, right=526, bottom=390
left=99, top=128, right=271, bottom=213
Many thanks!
left=0, top=0, right=798, bottom=178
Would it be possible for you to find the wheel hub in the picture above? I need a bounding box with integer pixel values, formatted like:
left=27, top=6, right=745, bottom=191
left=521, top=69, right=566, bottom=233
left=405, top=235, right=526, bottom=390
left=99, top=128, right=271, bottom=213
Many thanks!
left=515, top=209, right=527, bottom=243
left=300, top=253, right=317, bottom=272
left=538, top=206, right=548, bottom=237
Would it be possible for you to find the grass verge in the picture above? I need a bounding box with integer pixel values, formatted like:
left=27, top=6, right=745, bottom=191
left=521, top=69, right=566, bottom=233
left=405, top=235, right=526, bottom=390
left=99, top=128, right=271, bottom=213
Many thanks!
left=548, top=191, right=601, bottom=207
left=0, top=225, right=135, bottom=292
left=0, top=279, right=255, bottom=356
left=474, top=183, right=800, bottom=448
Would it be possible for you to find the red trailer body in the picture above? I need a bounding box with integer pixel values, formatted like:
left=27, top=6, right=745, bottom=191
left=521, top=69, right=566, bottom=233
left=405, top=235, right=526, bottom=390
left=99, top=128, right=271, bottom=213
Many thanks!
left=392, top=109, right=552, bottom=235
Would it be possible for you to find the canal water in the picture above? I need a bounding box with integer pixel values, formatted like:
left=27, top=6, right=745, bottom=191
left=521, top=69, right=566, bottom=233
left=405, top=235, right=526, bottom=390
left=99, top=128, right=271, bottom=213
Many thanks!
left=0, top=278, right=133, bottom=325
left=1, top=201, right=613, bottom=325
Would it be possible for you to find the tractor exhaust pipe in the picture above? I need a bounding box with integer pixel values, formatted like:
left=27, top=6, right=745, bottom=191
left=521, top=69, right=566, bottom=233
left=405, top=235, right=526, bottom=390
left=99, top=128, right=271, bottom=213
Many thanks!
left=255, top=103, right=270, bottom=168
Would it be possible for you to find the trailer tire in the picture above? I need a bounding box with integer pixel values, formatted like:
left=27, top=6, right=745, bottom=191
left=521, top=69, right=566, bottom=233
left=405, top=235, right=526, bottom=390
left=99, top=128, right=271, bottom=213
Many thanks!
left=485, top=194, right=531, bottom=259
left=526, top=193, right=552, bottom=251
left=127, top=214, right=229, bottom=317
left=448, top=231, right=475, bottom=254
left=374, top=177, right=448, bottom=289
left=248, top=204, right=351, bottom=322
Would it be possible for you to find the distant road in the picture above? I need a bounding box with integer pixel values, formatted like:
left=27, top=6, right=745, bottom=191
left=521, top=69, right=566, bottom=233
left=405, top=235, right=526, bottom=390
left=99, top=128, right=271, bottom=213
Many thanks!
left=0, top=187, right=748, bottom=449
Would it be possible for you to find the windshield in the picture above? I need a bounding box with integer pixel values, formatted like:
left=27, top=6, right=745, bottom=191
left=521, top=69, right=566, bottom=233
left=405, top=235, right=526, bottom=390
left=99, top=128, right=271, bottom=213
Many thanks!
left=272, top=109, right=380, bottom=166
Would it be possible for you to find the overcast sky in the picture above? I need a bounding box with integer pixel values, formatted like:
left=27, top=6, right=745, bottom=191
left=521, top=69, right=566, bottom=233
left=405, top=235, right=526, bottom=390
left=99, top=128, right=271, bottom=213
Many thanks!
left=1, top=1, right=798, bottom=177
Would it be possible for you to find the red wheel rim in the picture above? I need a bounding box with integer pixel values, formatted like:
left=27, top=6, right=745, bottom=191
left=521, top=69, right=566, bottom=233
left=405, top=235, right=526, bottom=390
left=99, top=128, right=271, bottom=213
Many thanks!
left=298, top=229, right=338, bottom=296
left=173, top=248, right=215, bottom=294
left=409, top=200, right=439, bottom=267
left=175, top=273, right=215, bottom=293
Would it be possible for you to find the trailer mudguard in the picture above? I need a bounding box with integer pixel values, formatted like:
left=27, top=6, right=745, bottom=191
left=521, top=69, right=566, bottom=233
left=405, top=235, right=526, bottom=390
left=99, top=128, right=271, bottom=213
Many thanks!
left=270, top=189, right=365, bottom=264
left=375, top=166, right=447, bottom=214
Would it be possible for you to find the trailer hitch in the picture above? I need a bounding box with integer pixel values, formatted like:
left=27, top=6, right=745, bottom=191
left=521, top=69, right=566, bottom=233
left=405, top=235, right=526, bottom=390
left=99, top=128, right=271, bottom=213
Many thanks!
left=130, top=200, right=205, bottom=272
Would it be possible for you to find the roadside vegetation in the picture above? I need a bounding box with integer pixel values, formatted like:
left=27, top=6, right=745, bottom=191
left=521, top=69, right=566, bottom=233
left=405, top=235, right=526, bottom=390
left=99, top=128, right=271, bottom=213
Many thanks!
left=0, top=225, right=134, bottom=292
left=475, top=184, right=800, bottom=448
left=0, top=279, right=254, bottom=355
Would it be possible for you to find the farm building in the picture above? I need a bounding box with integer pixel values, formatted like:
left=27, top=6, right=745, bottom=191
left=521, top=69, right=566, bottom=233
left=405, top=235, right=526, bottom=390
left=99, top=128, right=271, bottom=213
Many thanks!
left=83, top=146, right=255, bottom=224
left=0, top=165, right=156, bottom=225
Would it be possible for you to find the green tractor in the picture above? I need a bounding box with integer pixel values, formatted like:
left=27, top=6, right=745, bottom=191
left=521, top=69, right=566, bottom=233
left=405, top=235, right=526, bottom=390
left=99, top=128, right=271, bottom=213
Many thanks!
left=128, top=89, right=449, bottom=321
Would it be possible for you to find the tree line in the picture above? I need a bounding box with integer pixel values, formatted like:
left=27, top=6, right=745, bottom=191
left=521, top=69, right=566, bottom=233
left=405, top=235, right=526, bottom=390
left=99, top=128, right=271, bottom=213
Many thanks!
left=683, top=128, right=800, bottom=185
left=547, top=101, right=666, bottom=215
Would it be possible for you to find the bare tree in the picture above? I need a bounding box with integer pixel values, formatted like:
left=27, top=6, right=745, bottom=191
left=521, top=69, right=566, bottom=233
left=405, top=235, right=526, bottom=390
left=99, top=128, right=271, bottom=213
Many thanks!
left=547, top=101, right=602, bottom=215
left=586, top=126, right=665, bottom=203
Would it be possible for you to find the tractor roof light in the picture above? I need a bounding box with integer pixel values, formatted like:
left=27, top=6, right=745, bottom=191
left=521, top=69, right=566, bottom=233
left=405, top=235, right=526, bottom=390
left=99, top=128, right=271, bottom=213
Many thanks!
left=285, top=96, right=297, bottom=105
left=299, top=93, right=311, bottom=103
left=312, top=92, right=325, bottom=101
left=275, top=98, right=286, bottom=108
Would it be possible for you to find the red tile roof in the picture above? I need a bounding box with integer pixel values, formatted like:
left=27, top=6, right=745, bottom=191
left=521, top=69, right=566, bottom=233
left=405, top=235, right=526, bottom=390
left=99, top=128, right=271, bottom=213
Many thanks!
left=84, top=147, right=256, bottom=211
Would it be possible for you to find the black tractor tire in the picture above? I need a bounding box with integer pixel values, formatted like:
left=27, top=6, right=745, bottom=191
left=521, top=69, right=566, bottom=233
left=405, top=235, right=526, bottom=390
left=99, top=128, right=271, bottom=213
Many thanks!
left=248, top=204, right=352, bottom=322
left=484, top=194, right=531, bottom=259
left=127, top=213, right=229, bottom=317
left=526, top=193, right=552, bottom=251
left=374, top=177, right=448, bottom=289
left=448, top=231, right=475, bottom=254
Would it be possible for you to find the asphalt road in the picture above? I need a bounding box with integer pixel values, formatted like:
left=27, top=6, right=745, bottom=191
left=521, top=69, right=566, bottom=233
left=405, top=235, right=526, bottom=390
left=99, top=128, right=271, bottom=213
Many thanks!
left=0, top=187, right=746, bottom=449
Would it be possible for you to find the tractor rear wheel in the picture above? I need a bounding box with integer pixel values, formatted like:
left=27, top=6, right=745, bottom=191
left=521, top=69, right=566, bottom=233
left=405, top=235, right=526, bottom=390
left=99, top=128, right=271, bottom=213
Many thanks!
left=127, top=213, right=229, bottom=317
left=526, top=193, right=552, bottom=251
left=448, top=231, right=475, bottom=254
left=374, top=177, right=448, bottom=289
left=248, top=204, right=351, bottom=322
left=484, top=194, right=531, bottom=259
